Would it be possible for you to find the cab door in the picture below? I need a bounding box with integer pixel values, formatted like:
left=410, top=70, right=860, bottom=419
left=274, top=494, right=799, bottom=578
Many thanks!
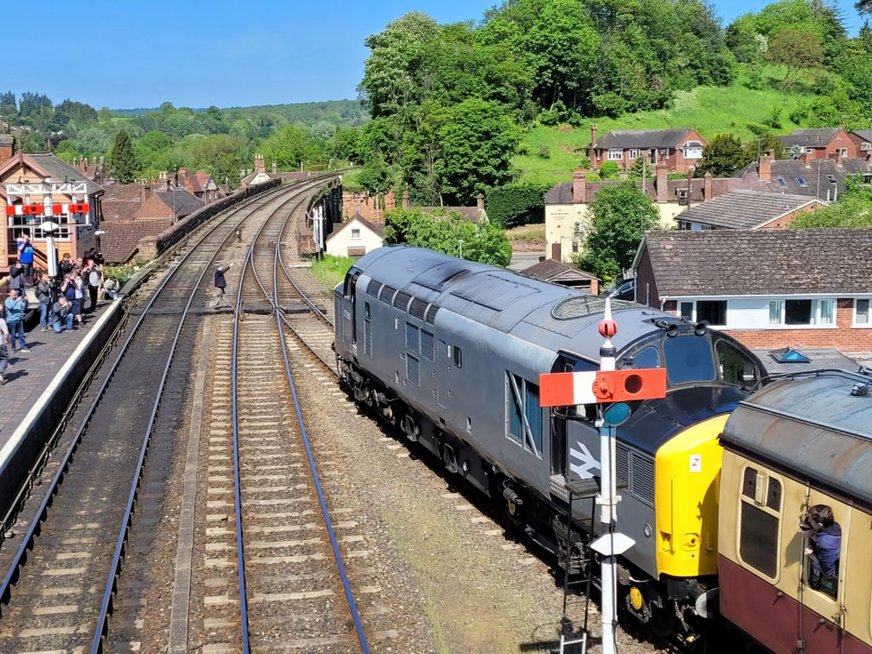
left=799, top=490, right=848, bottom=654
left=340, top=269, right=361, bottom=351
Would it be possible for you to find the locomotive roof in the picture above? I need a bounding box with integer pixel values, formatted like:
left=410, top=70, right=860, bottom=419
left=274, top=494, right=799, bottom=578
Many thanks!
left=721, top=371, right=872, bottom=507
left=354, top=246, right=668, bottom=361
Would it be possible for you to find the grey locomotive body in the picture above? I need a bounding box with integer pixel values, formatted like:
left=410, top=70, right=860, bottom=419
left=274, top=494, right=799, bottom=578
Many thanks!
left=334, top=246, right=762, bottom=636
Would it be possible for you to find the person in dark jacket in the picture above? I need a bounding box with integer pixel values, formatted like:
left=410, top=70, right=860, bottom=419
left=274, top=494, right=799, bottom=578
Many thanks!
left=8, top=261, right=26, bottom=296
left=800, top=504, right=842, bottom=594
left=213, top=262, right=233, bottom=308
left=49, top=296, right=74, bottom=333
left=36, top=271, right=53, bottom=331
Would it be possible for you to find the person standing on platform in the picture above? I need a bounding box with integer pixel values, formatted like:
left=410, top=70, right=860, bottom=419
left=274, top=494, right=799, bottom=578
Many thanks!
left=49, top=295, right=74, bottom=333
left=0, top=307, right=9, bottom=383
left=87, top=262, right=101, bottom=313
left=36, top=271, right=53, bottom=331
left=8, top=261, right=26, bottom=297
left=214, top=262, right=233, bottom=308
left=18, top=236, right=35, bottom=284
left=58, top=252, right=74, bottom=280
left=5, top=289, right=29, bottom=353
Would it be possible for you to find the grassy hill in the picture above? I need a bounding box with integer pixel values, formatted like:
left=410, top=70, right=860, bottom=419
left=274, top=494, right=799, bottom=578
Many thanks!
left=514, top=66, right=816, bottom=186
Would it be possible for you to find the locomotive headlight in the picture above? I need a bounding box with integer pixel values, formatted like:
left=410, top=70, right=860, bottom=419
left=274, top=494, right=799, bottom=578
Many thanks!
left=643, top=523, right=652, bottom=538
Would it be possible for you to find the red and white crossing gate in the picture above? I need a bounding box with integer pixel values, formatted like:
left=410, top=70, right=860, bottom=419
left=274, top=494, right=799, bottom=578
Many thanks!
left=539, top=367, right=667, bottom=407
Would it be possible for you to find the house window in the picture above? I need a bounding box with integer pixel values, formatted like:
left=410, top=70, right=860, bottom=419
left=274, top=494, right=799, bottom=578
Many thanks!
left=739, top=467, right=781, bottom=579
left=855, top=299, right=870, bottom=325
left=796, top=177, right=808, bottom=187
left=350, top=228, right=361, bottom=239
left=608, top=149, right=623, bottom=160
left=769, top=299, right=835, bottom=326
left=837, top=148, right=848, bottom=157
left=505, top=372, right=543, bottom=456
left=628, top=149, right=640, bottom=159
left=697, top=300, right=727, bottom=326
left=776, top=177, right=787, bottom=188
left=680, top=301, right=694, bottom=319
left=805, top=147, right=814, bottom=153
left=683, top=141, right=704, bottom=159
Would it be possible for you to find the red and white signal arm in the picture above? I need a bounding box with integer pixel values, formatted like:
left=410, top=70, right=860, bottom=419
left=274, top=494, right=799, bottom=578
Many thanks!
left=539, top=368, right=667, bottom=407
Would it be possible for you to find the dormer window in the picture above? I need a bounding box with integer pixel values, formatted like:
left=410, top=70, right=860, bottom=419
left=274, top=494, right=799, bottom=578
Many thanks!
left=796, top=177, right=807, bottom=187
left=776, top=178, right=787, bottom=188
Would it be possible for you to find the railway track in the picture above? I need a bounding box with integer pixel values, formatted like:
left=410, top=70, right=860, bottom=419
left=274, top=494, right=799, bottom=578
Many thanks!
left=0, top=180, right=327, bottom=653
left=180, top=187, right=381, bottom=653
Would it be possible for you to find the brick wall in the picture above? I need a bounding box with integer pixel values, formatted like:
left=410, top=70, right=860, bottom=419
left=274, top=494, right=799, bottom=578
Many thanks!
left=342, top=190, right=395, bottom=223
left=762, top=203, right=821, bottom=228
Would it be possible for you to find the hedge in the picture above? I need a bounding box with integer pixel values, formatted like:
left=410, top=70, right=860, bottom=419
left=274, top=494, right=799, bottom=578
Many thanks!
left=485, top=183, right=551, bottom=228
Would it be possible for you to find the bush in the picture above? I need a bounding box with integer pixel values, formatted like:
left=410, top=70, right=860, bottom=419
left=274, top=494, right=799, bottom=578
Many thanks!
left=537, top=145, right=551, bottom=159
left=599, top=161, right=620, bottom=180
left=485, top=183, right=551, bottom=228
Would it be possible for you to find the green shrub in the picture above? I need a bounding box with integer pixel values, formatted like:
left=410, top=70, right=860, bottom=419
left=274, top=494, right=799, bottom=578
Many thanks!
left=599, top=161, right=620, bottom=180
left=537, top=145, right=551, bottom=159
left=485, top=183, right=551, bottom=228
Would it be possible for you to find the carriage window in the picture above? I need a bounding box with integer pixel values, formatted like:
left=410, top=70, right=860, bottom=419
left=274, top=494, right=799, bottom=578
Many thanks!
left=802, top=504, right=841, bottom=599
left=739, top=467, right=781, bottom=579
left=506, top=372, right=543, bottom=456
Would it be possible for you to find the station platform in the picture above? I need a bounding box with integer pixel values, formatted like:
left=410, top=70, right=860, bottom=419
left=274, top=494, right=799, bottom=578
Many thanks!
left=0, top=295, right=124, bottom=514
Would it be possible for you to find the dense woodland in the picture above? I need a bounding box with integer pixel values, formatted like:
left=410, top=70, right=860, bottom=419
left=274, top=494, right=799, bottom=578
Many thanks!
left=2, top=0, right=872, bottom=274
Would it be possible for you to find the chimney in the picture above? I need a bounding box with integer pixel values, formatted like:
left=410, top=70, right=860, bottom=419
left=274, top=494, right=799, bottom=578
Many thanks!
left=831, top=150, right=843, bottom=164
left=590, top=124, right=598, bottom=147
left=758, top=150, right=772, bottom=182
left=178, top=167, right=189, bottom=191
left=402, top=190, right=410, bottom=209
left=140, top=183, right=151, bottom=204
left=799, top=150, right=811, bottom=167
left=476, top=193, right=484, bottom=211
left=254, top=154, right=265, bottom=174
left=572, top=168, right=586, bottom=204
left=272, top=162, right=278, bottom=174
left=655, top=163, right=668, bottom=203
left=703, top=171, right=712, bottom=201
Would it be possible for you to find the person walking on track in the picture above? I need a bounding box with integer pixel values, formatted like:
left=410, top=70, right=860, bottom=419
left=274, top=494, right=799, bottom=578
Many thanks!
left=214, top=262, right=233, bottom=308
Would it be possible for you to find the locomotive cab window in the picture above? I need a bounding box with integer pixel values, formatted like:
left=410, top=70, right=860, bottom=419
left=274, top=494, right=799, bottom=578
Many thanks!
left=738, top=466, right=782, bottom=580
left=663, top=335, right=716, bottom=385
left=715, top=338, right=760, bottom=390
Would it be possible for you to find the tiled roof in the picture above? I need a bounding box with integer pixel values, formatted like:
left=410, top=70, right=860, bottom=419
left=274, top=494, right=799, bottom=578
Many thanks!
left=740, top=157, right=871, bottom=199
left=641, top=229, right=872, bottom=297
left=100, top=219, right=167, bottom=264
left=854, top=130, right=872, bottom=143
left=674, top=190, right=819, bottom=229
left=521, top=259, right=598, bottom=282
left=326, top=214, right=385, bottom=243
left=545, top=176, right=746, bottom=205
left=11, top=153, right=104, bottom=196
left=154, top=189, right=203, bottom=217
left=595, top=129, right=695, bottom=149
left=779, top=128, right=839, bottom=148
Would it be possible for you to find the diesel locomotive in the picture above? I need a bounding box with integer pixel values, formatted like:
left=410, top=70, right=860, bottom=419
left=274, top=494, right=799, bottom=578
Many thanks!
left=334, top=246, right=766, bottom=641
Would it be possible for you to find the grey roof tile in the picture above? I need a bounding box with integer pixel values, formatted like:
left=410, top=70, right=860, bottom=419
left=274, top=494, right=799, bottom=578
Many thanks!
left=779, top=128, right=839, bottom=148
left=643, top=228, right=872, bottom=297
left=595, top=129, right=696, bottom=149
left=674, top=190, right=819, bottom=229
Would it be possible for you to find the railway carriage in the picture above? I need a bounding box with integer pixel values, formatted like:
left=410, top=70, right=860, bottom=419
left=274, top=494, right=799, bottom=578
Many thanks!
left=719, top=370, right=872, bottom=654
left=334, top=246, right=765, bottom=641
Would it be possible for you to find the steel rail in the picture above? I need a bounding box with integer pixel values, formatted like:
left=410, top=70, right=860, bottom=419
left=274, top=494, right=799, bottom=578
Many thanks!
left=270, top=241, right=371, bottom=654
left=229, top=183, right=323, bottom=652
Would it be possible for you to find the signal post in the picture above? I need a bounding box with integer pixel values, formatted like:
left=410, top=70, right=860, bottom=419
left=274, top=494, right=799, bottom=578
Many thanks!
left=540, top=299, right=666, bottom=654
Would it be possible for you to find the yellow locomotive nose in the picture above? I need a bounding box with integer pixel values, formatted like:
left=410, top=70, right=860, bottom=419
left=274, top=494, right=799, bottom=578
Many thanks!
left=654, top=414, right=728, bottom=578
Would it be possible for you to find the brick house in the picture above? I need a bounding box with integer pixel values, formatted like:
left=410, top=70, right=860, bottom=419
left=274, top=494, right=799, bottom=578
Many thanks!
left=853, top=130, right=872, bottom=157
left=673, top=190, right=824, bottom=230
left=587, top=126, right=706, bottom=173
left=99, top=182, right=202, bottom=264
left=778, top=127, right=863, bottom=160
left=520, top=258, right=599, bottom=294
left=544, top=166, right=745, bottom=262
left=0, top=139, right=104, bottom=271
left=177, top=168, right=223, bottom=204
left=632, top=229, right=872, bottom=353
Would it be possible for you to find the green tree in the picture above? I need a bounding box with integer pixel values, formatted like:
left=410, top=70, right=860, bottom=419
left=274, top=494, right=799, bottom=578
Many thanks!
left=108, top=129, right=141, bottom=183
left=384, top=208, right=511, bottom=266
left=576, top=181, right=659, bottom=283
left=860, top=0, right=872, bottom=14
left=696, top=133, right=748, bottom=176
left=438, top=98, right=519, bottom=204
left=766, top=29, right=824, bottom=85
left=259, top=124, right=326, bottom=171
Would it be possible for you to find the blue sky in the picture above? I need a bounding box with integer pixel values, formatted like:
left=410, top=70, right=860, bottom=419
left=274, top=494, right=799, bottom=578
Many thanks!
left=6, top=0, right=867, bottom=110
